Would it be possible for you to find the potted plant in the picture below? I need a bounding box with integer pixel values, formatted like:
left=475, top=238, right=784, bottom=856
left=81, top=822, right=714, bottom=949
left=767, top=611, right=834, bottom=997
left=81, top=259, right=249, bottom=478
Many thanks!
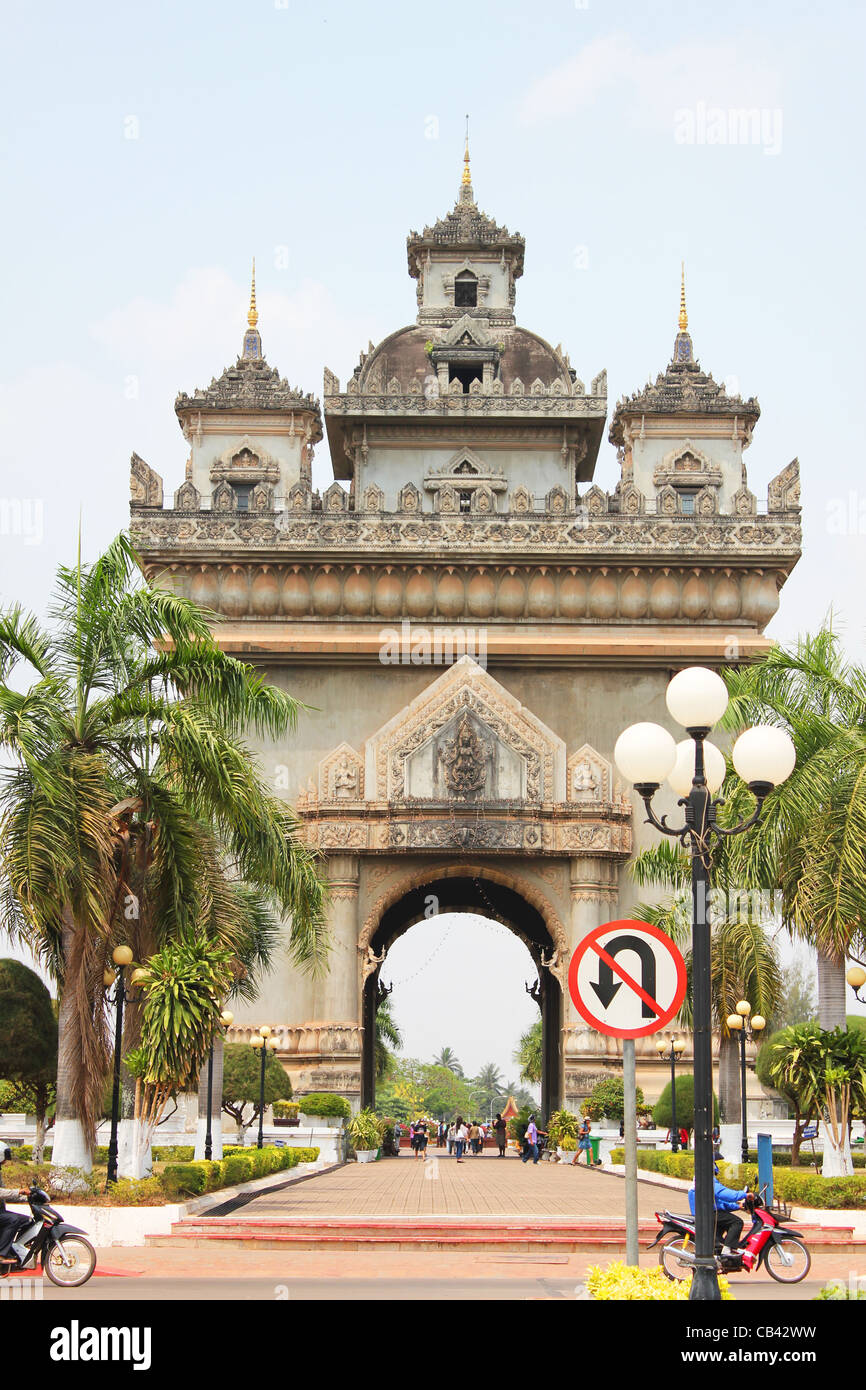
left=297, top=1093, right=351, bottom=1129
left=547, top=1107, right=580, bottom=1156
left=273, top=1101, right=300, bottom=1128
left=348, top=1108, right=383, bottom=1163
left=557, top=1135, right=578, bottom=1161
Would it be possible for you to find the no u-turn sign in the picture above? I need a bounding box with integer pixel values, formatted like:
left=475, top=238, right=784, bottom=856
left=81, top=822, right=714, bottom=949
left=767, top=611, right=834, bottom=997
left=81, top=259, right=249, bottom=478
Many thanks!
left=568, top=919, right=687, bottom=1040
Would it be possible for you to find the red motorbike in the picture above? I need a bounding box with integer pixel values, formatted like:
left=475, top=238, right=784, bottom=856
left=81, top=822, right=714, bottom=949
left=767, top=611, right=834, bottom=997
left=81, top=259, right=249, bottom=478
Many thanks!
left=650, top=1188, right=811, bottom=1283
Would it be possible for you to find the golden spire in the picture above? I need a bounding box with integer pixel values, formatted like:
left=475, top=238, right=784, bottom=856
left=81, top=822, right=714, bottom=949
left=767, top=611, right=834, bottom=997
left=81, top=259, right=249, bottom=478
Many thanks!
left=678, top=262, right=688, bottom=332
left=248, top=257, right=258, bottom=329
left=462, top=113, right=472, bottom=187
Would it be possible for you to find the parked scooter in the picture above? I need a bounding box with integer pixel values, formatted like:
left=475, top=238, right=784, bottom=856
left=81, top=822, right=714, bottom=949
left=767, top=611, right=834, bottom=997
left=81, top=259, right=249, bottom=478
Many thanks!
left=650, top=1187, right=811, bottom=1283
left=0, top=1182, right=97, bottom=1287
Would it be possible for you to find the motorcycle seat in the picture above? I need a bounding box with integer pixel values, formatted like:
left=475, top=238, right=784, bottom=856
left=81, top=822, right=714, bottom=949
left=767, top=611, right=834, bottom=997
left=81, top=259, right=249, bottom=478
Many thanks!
left=664, top=1212, right=695, bottom=1224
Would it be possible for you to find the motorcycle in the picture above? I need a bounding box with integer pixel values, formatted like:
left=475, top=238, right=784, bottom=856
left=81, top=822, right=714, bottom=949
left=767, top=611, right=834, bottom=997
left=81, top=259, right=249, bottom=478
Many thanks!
left=650, top=1188, right=811, bottom=1284
left=0, top=1182, right=97, bottom=1288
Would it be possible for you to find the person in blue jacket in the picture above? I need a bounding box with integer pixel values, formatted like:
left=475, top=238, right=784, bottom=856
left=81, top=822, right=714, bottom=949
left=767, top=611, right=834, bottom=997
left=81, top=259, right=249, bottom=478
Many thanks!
left=688, top=1165, right=748, bottom=1254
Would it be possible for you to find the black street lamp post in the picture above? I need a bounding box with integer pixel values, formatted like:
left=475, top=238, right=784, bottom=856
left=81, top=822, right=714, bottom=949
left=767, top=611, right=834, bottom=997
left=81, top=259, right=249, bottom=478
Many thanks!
left=615, top=667, right=795, bottom=1301
left=204, top=1009, right=234, bottom=1162
left=104, top=945, right=135, bottom=1187
left=656, top=1036, right=686, bottom=1152
left=251, top=1026, right=277, bottom=1149
left=727, top=1001, right=766, bottom=1165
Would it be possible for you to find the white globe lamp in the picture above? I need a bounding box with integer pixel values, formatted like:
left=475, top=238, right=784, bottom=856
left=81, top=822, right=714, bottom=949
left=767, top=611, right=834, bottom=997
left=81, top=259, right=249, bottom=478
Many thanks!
left=732, top=725, right=796, bottom=790
left=613, top=722, right=677, bottom=789
left=666, top=667, right=729, bottom=730
left=667, top=738, right=726, bottom=798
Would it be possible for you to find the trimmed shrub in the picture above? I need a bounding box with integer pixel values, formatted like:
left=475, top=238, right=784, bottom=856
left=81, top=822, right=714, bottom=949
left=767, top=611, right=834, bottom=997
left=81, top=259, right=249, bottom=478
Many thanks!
left=608, top=1147, right=866, bottom=1209
left=652, top=1074, right=718, bottom=1131
left=297, top=1093, right=351, bottom=1119
left=586, top=1259, right=733, bottom=1301
left=160, top=1145, right=318, bottom=1200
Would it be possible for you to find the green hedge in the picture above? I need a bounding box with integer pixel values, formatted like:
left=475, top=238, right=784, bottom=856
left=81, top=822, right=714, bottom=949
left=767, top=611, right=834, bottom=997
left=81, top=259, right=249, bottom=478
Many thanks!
left=296, top=1093, right=351, bottom=1119
left=11, top=1143, right=196, bottom=1163
left=608, top=1147, right=866, bottom=1209
left=160, top=1145, right=319, bottom=1200
left=609, top=1148, right=696, bottom=1179
left=718, top=1162, right=866, bottom=1211
left=743, top=1148, right=865, bottom=1169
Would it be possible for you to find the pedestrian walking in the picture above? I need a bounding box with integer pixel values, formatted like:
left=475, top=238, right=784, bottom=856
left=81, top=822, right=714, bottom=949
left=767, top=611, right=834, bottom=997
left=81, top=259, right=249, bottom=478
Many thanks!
left=521, top=1113, right=540, bottom=1164
left=455, top=1117, right=468, bottom=1163
left=493, top=1112, right=507, bottom=1157
left=572, top=1115, right=598, bottom=1167
left=447, top=1122, right=456, bottom=1155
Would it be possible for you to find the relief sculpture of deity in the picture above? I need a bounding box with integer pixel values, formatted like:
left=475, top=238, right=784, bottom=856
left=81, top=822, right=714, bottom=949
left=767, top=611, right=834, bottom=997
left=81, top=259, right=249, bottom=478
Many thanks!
left=438, top=712, right=491, bottom=800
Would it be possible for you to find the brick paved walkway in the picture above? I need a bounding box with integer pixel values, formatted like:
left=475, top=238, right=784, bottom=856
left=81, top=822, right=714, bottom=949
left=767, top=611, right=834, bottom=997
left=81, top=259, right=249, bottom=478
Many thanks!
left=237, top=1150, right=663, bottom=1220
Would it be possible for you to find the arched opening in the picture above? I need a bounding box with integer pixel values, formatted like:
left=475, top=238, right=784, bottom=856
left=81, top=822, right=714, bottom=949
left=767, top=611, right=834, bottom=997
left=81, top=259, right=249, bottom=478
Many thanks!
left=454, top=270, right=478, bottom=307
left=361, top=875, right=562, bottom=1120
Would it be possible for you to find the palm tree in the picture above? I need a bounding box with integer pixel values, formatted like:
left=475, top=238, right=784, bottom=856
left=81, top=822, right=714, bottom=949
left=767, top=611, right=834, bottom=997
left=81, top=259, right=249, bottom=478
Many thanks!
left=432, top=1046, right=463, bottom=1076
left=513, top=1018, right=543, bottom=1087
left=719, top=629, right=866, bottom=1027
left=375, top=997, right=402, bottom=1080
left=472, top=1062, right=505, bottom=1119
left=631, top=844, right=783, bottom=1122
left=0, top=534, right=327, bottom=1170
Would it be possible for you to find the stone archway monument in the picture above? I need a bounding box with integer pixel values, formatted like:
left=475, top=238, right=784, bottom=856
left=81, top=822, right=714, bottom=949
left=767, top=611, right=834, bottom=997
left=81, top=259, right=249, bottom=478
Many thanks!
left=130, top=156, right=801, bottom=1114
left=297, top=656, right=632, bottom=1114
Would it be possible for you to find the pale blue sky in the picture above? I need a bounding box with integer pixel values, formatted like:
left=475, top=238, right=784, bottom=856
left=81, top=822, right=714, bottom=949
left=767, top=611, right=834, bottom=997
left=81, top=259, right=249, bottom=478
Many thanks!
left=1, top=1, right=864, bottom=1075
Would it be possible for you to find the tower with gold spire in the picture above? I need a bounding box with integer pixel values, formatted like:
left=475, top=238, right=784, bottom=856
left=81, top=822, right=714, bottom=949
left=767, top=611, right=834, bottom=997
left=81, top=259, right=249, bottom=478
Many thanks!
left=242, top=258, right=262, bottom=360
left=673, top=263, right=694, bottom=364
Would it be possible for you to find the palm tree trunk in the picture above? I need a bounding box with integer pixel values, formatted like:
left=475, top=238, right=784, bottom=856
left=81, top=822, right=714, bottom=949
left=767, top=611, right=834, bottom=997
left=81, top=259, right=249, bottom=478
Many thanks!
left=718, top=1035, right=740, bottom=1124
left=51, top=908, right=93, bottom=1174
left=817, top=945, right=847, bottom=1029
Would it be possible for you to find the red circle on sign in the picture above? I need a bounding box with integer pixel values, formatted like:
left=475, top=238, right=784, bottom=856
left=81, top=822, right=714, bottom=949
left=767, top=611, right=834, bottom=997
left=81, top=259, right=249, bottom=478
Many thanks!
left=568, top=918, right=687, bottom=1040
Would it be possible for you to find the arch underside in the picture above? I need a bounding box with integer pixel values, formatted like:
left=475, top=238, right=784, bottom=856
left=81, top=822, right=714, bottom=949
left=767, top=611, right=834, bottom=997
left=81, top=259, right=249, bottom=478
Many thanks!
left=361, top=874, right=562, bottom=1118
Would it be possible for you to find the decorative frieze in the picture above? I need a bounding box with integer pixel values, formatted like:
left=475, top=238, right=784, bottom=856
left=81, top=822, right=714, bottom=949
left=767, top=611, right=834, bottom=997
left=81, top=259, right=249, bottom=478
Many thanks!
left=140, top=557, right=790, bottom=626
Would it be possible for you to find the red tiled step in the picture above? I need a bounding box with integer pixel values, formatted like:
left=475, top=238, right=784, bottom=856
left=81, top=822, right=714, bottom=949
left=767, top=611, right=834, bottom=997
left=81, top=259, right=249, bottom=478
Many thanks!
left=146, top=1216, right=861, bottom=1253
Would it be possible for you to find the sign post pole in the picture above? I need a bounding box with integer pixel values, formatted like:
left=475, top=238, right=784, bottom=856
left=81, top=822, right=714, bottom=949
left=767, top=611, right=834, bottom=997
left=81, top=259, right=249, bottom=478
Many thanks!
left=623, top=1037, right=639, bottom=1266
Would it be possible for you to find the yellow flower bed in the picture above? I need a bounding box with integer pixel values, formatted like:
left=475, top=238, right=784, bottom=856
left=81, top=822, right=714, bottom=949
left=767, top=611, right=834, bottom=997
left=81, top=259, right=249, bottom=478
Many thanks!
left=585, top=1261, right=733, bottom=1301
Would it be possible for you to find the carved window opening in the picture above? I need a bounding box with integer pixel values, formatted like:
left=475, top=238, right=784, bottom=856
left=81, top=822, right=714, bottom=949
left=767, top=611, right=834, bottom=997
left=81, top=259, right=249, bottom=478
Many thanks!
left=459, top=490, right=472, bottom=513
left=231, top=483, right=254, bottom=512
left=454, top=270, right=478, bottom=307
left=677, top=489, right=697, bottom=515
left=449, top=363, right=482, bottom=393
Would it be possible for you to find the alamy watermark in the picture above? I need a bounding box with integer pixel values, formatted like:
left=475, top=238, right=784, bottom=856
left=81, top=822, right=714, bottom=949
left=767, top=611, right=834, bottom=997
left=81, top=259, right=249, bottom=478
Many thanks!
left=674, top=103, right=783, bottom=157
left=378, top=620, right=488, bottom=669
left=0, top=499, right=43, bottom=545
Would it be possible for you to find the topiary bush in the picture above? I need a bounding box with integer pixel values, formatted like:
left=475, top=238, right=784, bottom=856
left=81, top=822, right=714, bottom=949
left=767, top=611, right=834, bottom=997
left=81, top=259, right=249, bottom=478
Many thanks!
left=582, top=1078, right=643, bottom=1124
left=652, top=1074, right=718, bottom=1132
left=297, top=1093, right=351, bottom=1119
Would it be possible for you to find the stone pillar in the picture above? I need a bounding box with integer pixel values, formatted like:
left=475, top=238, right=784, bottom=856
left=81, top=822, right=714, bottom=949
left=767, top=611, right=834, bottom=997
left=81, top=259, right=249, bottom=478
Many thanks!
left=563, top=855, right=620, bottom=1111
left=565, top=856, right=618, bottom=1025
left=315, top=854, right=360, bottom=1022
left=294, top=854, right=362, bottom=1107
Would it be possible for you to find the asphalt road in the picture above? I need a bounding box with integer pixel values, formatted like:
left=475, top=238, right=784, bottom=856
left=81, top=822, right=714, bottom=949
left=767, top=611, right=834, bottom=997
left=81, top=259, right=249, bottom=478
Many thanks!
left=32, top=1275, right=825, bottom=1301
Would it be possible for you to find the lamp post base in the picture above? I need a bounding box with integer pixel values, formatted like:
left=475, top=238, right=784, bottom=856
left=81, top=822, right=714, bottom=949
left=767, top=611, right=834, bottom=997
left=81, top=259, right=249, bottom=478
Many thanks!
left=689, top=1263, right=722, bottom=1301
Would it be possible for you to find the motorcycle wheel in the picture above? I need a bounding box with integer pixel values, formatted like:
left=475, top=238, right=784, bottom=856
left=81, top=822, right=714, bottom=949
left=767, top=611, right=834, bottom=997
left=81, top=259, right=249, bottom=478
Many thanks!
left=765, top=1237, right=811, bottom=1283
left=658, top=1233, right=694, bottom=1282
left=43, top=1236, right=97, bottom=1288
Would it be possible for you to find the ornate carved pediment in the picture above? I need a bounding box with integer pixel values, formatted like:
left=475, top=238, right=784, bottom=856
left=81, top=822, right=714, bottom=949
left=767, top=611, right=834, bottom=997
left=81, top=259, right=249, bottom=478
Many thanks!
left=768, top=458, right=800, bottom=513
left=365, top=655, right=566, bottom=803
left=567, top=744, right=612, bottom=803
left=130, top=453, right=163, bottom=508
left=318, top=742, right=364, bottom=802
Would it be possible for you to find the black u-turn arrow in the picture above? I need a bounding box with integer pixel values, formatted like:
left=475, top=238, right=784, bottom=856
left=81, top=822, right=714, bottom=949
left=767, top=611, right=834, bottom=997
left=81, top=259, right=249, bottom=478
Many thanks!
left=591, top=934, right=659, bottom=1017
